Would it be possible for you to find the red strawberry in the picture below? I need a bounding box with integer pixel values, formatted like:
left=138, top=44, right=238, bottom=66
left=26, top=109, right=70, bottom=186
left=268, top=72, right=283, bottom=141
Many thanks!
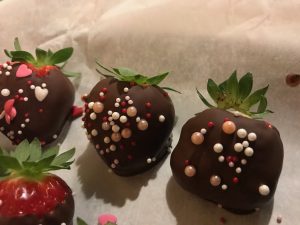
left=82, top=62, right=179, bottom=176
left=0, top=139, right=75, bottom=225
left=171, top=72, right=284, bottom=213
left=0, top=38, right=80, bottom=145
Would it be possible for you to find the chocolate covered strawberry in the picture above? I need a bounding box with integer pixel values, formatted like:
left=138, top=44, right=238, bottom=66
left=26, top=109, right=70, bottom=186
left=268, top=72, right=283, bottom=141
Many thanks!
left=0, top=38, right=79, bottom=145
left=82, top=62, right=178, bottom=176
left=0, top=139, right=75, bottom=225
left=171, top=72, right=284, bottom=213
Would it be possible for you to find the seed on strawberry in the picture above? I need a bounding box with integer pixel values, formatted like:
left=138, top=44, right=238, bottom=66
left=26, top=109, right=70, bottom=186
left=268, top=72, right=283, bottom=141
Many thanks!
left=171, top=71, right=284, bottom=214
left=0, top=38, right=81, bottom=145
left=82, top=62, right=180, bottom=176
left=0, top=139, right=75, bottom=225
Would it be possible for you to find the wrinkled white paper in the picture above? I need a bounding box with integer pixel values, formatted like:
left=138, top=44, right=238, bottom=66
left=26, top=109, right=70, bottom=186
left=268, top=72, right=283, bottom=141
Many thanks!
left=1, top=0, right=300, bottom=224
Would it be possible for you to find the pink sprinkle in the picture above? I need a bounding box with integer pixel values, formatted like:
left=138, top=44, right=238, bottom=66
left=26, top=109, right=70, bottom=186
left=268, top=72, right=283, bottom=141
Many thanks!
left=208, top=121, right=215, bottom=127
left=98, top=214, right=117, bottom=225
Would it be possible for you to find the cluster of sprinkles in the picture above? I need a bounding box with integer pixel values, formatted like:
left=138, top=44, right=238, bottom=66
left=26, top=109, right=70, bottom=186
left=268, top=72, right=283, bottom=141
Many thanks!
left=185, top=117, right=272, bottom=197
left=82, top=84, right=167, bottom=170
left=0, top=62, right=54, bottom=144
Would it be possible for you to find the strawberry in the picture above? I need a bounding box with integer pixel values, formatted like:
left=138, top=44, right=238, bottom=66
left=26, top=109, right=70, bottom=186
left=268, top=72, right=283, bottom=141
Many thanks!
left=0, top=38, right=80, bottom=145
left=82, top=62, right=178, bottom=176
left=171, top=71, right=284, bottom=213
left=0, top=139, right=75, bottom=225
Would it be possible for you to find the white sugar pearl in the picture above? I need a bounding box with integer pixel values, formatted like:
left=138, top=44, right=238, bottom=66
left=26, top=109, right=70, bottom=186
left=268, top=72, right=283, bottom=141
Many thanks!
left=218, top=155, right=225, bottom=162
left=114, top=103, right=120, bottom=107
left=7, top=65, right=12, bottom=70
left=30, top=85, right=35, bottom=90
left=125, top=96, right=130, bottom=100
left=42, top=83, right=47, bottom=88
left=108, top=110, right=112, bottom=115
left=136, top=117, right=141, bottom=122
left=18, top=130, right=22, bottom=135
left=259, top=185, right=270, bottom=196
left=120, top=115, right=128, bottom=123
left=114, top=159, right=119, bottom=164
left=111, top=163, right=116, bottom=168
left=95, top=144, right=100, bottom=149
left=24, top=97, right=28, bottom=102
left=236, top=167, right=242, bottom=173
left=128, top=100, right=133, bottom=105
left=116, top=98, right=121, bottom=103
left=112, top=125, right=120, bottom=133
left=237, top=128, right=247, bottom=138
left=0, top=71, right=2, bottom=75
left=25, top=118, right=30, bottom=123
left=200, top=128, right=207, bottom=134
left=108, top=116, right=113, bottom=122
left=18, top=89, right=24, bottom=94
left=112, top=112, right=120, bottom=120
left=159, top=115, right=165, bottom=122
left=88, top=102, right=94, bottom=109
left=242, top=141, right=249, bottom=148
left=21, top=124, right=26, bottom=128
left=2, top=63, right=8, bottom=68
left=147, top=158, right=152, bottom=164
left=99, top=92, right=104, bottom=96
left=1, top=89, right=10, bottom=96
left=104, top=137, right=110, bottom=144
left=234, top=143, right=243, bottom=152
left=53, top=134, right=58, bottom=139
left=241, top=159, right=247, bottom=165
left=110, top=145, right=116, bottom=151
left=248, top=132, right=257, bottom=141
left=100, top=150, right=104, bottom=155
left=229, top=162, right=234, bottom=167
left=5, top=71, right=10, bottom=76
left=124, top=87, right=129, bottom=92
left=244, top=147, right=254, bottom=157
left=91, top=129, right=98, bottom=136
left=213, top=143, right=223, bottom=153
left=221, top=184, right=228, bottom=190
left=90, top=113, right=97, bottom=120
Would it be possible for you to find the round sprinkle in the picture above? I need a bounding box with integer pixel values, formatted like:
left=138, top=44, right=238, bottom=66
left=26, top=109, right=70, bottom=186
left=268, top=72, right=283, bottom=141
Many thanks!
left=114, top=159, right=119, bottom=164
left=248, top=132, right=257, bottom=141
left=221, top=184, right=228, bottom=190
left=137, top=119, right=148, bottom=131
left=121, top=128, right=132, bottom=139
left=241, top=159, right=247, bottom=165
left=233, top=177, right=239, bottom=183
left=159, top=115, right=165, bottom=122
left=108, top=110, right=113, bottom=115
left=112, top=112, right=120, bottom=120
left=90, top=113, right=97, bottom=120
left=208, top=121, right=215, bottom=127
left=124, top=87, right=129, bottom=92
left=184, top=165, right=196, bottom=177
left=111, top=132, right=121, bottom=142
left=108, top=117, right=113, bottom=122
left=1, top=89, right=10, bottom=96
left=7, top=65, right=12, bottom=70
left=111, top=163, right=116, bottom=169
left=104, top=137, right=111, bottom=144
left=191, top=132, right=204, bottom=145
left=88, top=102, right=94, bottom=109
left=210, top=175, right=221, bottom=186
left=229, top=162, right=234, bottom=167
left=110, top=121, right=115, bottom=126
left=237, top=128, right=247, bottom=138
left=213, top=143, right=223, bottom=153
left=5, top=71, right=10, bottom=76
left=41, top=83, right=47, bottom=88
left=106, top=148, right=110, bottom=153
left=222, top=121, right=236, bottom=134
left=102, top=122, right=111, bottom=130
left=91, top=129, right=98, bottom=136
left=99, top=92, right=104, bottom=96
left=242, top=140, right=249, bottom=148
left=93, top=102, right=104, bottom=113
left=234, top=143, right=244, bottom=152
left=2, top=63, right=8, bottom=68
left=120, top=115, right=128, bottom=123
left=200, top=128, right=207, bottom=134
left=116, top=98, right=121, bottom=103
left=114, top=103, right=120, bottom=107
left=244, top=147, right=254, bottom=157
left=21, top=124, right=26, bottom=128
left=24, top=97, right=28, bottom=102
left=100, top=150, right=104, bottom=155
left=236, top=167, right=242, bottom=173
left=53, top=134, right=58, bottom=139
left=259, top=184, right=270, bottom=196
left=127, top=106, right=137, bottom=117
left=30, top=85, right=35, bottom=90
left=125, top=96, right=130, bottom=100
left=147, top=158, right=152, bottom=164
left=136, top=117, right=141, bottom=122
left=110, top=145, right=116, bottom=151
left=218, top=155, right=225, bottom=162
left=112, top=125, right=120, bottom=133
left=18, top=89, right=24, bottom=94
left=128, top=100, right=133, bottom=105
left=18, top=130, right=22, bottom=135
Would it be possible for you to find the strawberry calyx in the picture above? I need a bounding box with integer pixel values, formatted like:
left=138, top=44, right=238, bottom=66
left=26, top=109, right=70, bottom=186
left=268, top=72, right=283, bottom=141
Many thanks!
left=0, top=139, right=75, bottom=181
left=4, top=38, right=80, bottom=77
left=197, top=71, right=273, bottom=119
left=96, top=61, right=181, bottom=93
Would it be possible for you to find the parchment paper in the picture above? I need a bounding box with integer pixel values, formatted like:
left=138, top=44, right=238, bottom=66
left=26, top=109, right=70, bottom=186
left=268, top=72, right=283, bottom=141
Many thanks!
left=1, top=0, right=300, bottom=224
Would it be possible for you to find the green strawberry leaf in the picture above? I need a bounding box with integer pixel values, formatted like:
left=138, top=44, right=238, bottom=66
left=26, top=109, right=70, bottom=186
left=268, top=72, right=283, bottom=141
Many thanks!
left=41, top=146, right=59, bottom=159
left=77, top=217, right=89, bottom=225
left=226, top=70, right=239, bottom=103
left=161, top=87, right=182, bottom=94
left=146, top=72, right=169, bottom=85
left=12, top=139, right=30, bottom=162
left=49, top=47, right=73, bottom=65
left=37, top=155, right=56, bottom=171
left=47, top=49, right=54, bottom=57
left=113, top=67, right=136, bottom=77
left=96, top=61, right=116, bottom=75
left=238, top=72, right=253, bottom=101
left=62, top=70, right=81, bottom=77
left=28, top=138, right=42, bottom=162
left=196, top=88, right=215, bottom=108
left=4, top=49, right=13, bottom=58
left=257, top=96, right=267, bottom=113
left=14, top=37, right=22, bottom=51
left=207, top=79, right=222, bottom=102
left=0, top=156, right=22, bottom=171
left=240, top=85, right=269, bottom=110
left=51, top=148, right=75, bottom=166
left=10, top=51, right=35, bottom=63
left=36, top=48, right=47, bottom=62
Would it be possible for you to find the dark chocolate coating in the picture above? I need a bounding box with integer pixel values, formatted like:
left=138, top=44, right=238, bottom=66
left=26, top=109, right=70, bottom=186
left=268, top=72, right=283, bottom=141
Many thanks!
left=83, top=78, right=175, bottom=176
left=0, top=63, right=75, bottom=145
left=171, top=108, right=284, bottom=213
left=0, top=190, right=74, bottom=225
